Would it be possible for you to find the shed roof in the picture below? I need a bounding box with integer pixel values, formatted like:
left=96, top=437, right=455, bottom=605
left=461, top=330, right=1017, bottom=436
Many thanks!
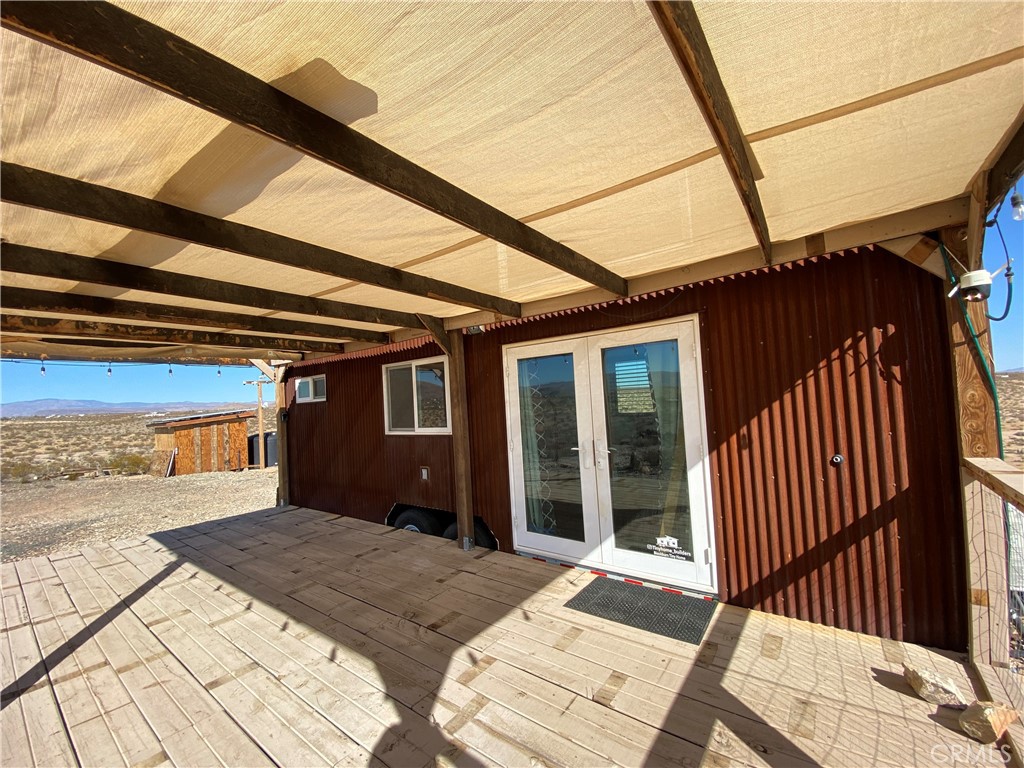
left=1, top=1, right=1021, bottom=362
left=146, top=409, right=256, bottom=428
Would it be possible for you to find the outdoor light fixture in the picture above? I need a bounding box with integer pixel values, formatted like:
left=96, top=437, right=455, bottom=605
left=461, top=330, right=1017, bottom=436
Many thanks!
left=39, top=362, right=45, bottom=377
left=1012, top=191, right=1024, bottom=222
left=217, top=365, right=222, bottom=377
left=107, top=364, right=112, bottom=377
left=168, top=364, right=173, bottom=377
left=948, top=264, right=1008, bottom=303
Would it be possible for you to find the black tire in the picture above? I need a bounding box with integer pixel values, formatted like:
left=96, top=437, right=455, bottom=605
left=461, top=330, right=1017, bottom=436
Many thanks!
left=474, top=519, right=497, bottom=550
left=393, top=508, right=442, bottom=536
left=440, top=518, right=497, bottom=549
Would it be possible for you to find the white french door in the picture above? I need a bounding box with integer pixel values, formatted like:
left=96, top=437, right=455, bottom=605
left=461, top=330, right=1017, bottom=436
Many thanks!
left=504, top=317, right=716, bottom=592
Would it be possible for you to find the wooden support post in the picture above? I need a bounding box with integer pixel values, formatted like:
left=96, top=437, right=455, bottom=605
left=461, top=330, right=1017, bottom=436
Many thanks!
left=942, top=226, right=1000, bottom=458
left=942, top=227, right=1006, bottom=667
left=256, top=380, right=266, bottom=471
left=275, top=369, right=290, bottom=507
left=447, top=328, right=474, bottom=550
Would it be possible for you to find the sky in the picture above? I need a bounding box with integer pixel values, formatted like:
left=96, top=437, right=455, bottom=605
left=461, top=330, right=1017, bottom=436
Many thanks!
left=0, top=191, right=1022, bottom=406
left=981, top=186, right=1024, bottom=372
left=0, top=360, right=269, bottom=405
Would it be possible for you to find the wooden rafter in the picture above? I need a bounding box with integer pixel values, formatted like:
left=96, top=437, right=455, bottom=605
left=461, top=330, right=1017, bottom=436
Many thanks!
left=0, top=287, right=390, bottom=345
left=0, top=315, right=346, bottom=354
left=649, top=1, right=772, bottom=264
left=986, top=119, right=1024, bottom=211
left=0, top=243, right=426, bottom=330
left=416, top=314, right=453, bottom=357
left=1, top=163, right=522, bottom=318
left=0, top=338, right=297, bottom=364
left=0, top=1, right=628, bottom=298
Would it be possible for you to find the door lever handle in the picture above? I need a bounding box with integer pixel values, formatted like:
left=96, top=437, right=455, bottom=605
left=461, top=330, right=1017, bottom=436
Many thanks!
left=570, top=446, right=592, bottom=469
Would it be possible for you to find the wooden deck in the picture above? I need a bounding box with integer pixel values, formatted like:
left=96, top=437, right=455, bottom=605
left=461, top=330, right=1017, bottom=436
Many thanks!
left=0, top=506, right=1005, bottom=767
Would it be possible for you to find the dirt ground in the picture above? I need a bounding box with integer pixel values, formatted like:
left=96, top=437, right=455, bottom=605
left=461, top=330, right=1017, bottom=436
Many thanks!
left=0, top=468, right=278, bottom=561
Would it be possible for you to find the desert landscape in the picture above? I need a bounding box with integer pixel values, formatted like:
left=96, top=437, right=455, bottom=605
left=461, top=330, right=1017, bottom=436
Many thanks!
left=0, top=402, right=279, bottom=560
left=998, top=371, right=1024, bottom=470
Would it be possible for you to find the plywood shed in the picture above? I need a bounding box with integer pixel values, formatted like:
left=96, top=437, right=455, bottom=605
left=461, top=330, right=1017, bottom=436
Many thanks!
left=147, top=409, right=254, bottom=476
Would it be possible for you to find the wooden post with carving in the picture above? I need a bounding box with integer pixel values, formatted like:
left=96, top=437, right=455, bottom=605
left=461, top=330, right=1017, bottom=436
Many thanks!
left=942, top=226, right=1008, bottom=667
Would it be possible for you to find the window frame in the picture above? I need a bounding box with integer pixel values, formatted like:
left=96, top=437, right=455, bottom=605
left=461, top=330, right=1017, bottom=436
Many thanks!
left=382, top=355, right=452, bottom=435
left=294, top=374, right=327, bottom=404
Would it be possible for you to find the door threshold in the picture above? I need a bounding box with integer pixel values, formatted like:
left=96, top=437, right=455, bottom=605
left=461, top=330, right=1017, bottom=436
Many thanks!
left=516, top=550, right=717, bottom=603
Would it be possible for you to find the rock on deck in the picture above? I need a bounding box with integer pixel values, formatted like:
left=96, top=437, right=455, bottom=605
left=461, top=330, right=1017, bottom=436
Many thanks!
left=0, top=506, right=1000, bottom=767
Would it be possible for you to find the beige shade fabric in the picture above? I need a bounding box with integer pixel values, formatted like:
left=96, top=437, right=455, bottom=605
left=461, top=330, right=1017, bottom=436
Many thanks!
left=1, top=1, right=1022, bottom=361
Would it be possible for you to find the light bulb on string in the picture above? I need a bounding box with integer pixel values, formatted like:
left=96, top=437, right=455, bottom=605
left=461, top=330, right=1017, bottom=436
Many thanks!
left=39, top=362, right=46, bottom=377
left=168, top=364, right=173, bottom=378
left=1011, top=190, right=1024, bottom=222
left=217, top=365, right=222, bottom=377
left=107, top=363, right=112, bottom=377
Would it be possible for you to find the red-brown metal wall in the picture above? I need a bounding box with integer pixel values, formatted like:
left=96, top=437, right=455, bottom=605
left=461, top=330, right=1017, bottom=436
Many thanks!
left=286, top=250, right=966, bottom=650
left=285, top=345, right=454, bottom=523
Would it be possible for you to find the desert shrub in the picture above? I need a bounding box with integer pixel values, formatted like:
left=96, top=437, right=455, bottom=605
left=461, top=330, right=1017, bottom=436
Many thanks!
left=2, top=460, right=39, bottom=482
left=109, top=452, right=150, bottom=476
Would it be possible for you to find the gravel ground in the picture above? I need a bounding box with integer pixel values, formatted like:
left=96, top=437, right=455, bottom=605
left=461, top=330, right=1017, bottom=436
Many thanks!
left=0, top=468, right=279, bottom=561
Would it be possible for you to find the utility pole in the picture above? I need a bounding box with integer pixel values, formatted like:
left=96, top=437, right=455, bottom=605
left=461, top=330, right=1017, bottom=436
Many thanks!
left=243, top=377, right=271, bottom=469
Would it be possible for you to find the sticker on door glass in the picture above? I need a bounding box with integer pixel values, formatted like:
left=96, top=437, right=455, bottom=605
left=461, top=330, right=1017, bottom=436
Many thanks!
left=648, top=535, right=692, bottom=561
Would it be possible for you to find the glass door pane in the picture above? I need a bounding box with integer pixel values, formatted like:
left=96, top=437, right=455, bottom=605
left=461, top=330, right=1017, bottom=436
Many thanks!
left=517, top=353, right=585, bottom=542
left=599, top=340, right=694, bottom=562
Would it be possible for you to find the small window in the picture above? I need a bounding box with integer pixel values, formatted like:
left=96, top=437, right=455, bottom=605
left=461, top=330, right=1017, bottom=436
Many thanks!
left=383, top=356, right=450, bottom=434
left=295, top=374, right=326, bottom=403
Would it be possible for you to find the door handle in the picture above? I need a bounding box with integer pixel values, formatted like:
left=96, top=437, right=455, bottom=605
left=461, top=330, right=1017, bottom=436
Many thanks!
left=570, top=446, right=592, bottom=469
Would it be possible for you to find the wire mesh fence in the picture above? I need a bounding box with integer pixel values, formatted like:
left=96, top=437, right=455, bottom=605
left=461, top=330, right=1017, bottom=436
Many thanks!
left=1007, top=500, right=1023, bottom=670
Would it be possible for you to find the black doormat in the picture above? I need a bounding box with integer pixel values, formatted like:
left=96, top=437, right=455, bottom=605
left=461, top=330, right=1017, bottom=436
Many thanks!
left=564, top=577, right=717, bottom=645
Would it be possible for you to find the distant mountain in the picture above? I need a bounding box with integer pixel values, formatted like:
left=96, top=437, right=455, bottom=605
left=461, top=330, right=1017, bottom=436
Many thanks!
left=0, top=399, right=257, bottom=418
left=998, top=367, right=1024, bottom=374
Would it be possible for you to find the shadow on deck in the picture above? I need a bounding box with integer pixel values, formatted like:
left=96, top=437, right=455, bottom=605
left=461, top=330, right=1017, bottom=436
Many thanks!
left=0, top=505, right=995, bottom=767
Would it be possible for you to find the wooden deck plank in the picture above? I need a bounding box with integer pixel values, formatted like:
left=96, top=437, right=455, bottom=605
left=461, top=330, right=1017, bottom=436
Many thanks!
left=2, top=508, right=1004, bottom=768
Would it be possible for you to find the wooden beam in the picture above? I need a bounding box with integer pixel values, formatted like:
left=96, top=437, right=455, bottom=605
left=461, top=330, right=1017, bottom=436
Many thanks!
left=876, top=234, right=945, bottom=278
left=0, top=243, right=427, bottom=329
left=0, top=287, right=390, bottom=344
left=966, top=172, right=988, bottom=271
left=987, top=119, right=1024, bottom=211
left=416, top=313, right=453, bottom=357
left=0, top=315, right=346, bottom=354
left=1, top=163, right=522, bottom=317
left=0, top=1, right=627, bottom=298
left=248, top=359, right=276, bottom=379
left=649, top=1, right=771, bottom=264
left=964, top=457, right=1024, bottom=511
left=0, top=338, right=300, bottom=364
left=941, top=226, right=1000, bottom=459
left=447, top=197, right=970, bottom=332
left=447, top=328, right=475, bottom=550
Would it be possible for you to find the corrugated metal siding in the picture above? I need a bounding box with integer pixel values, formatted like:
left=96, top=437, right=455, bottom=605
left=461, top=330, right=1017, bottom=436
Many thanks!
left=286, top=343, right=455, bottom=524
left=286, top=250, right=966, bottom=650
left=463, top=251, right=965, bottom=650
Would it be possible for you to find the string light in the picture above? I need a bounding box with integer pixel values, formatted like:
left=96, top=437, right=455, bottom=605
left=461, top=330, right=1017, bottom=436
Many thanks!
left=168, top=364, right=173, bottom=377
left=217, top=365, right=222, bottom=377
left=39, top=361, right=46, bottom=377
left=107, top=363, right=112, bottom=377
